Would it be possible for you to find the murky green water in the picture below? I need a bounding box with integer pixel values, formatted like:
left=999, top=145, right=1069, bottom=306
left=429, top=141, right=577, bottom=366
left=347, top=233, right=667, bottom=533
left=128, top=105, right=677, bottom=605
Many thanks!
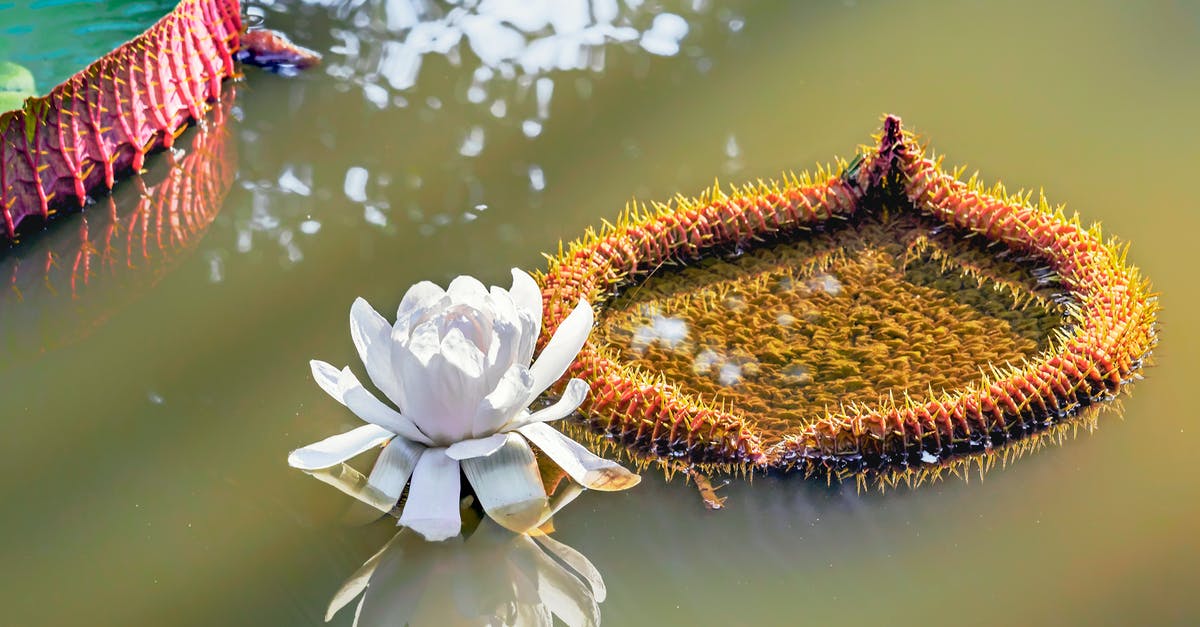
left=2, top=1, right=1198, bottom=625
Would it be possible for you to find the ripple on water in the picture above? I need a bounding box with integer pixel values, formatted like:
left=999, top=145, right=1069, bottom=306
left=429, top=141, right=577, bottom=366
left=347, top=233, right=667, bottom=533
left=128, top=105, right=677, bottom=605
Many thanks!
left=215, top=0, right=745, bottom=269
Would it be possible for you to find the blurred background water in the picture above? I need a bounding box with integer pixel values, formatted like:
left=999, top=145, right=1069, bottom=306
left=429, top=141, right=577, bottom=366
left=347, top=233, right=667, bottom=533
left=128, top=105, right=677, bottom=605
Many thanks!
left=0, top=0, right=1197, bottom=625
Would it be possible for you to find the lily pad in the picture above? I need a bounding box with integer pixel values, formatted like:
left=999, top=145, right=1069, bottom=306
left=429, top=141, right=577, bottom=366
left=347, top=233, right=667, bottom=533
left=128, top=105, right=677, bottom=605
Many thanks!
left=538, top=116, right=1158, bottom=485
left=0, top=0, right=243, bottom=240
left=0, top=61, right=36, bottom=112
left=0, top=90, right=236, bottom=363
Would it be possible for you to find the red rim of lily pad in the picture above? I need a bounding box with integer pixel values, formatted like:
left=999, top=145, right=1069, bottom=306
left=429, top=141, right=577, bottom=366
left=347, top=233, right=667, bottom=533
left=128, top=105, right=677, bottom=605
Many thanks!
left=536, top=116, right=1158, bottom=482
left=0, top=0, right=242, bottom=241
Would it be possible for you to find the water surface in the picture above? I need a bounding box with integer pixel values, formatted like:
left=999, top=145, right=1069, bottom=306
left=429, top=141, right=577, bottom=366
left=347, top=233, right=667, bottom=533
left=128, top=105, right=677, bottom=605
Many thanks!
left=1, top=1, right=1197, bottom=625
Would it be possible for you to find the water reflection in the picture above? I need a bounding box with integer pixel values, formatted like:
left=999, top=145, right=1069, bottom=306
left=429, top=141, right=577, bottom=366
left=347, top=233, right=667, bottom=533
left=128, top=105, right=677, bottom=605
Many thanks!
left=0, top=87, right=237, bottom=361
left=312, top=463, right=606, bottom=626
left=226, top=0, right=745, bottom=268
left=280, top=0, right=707, bottom=106
left=327, top=519, right=605, bottom=626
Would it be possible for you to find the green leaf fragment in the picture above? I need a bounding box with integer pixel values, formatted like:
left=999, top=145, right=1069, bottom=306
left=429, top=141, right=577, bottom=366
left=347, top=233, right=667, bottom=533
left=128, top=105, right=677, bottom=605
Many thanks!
left=0, top=61, right=37, bottom=113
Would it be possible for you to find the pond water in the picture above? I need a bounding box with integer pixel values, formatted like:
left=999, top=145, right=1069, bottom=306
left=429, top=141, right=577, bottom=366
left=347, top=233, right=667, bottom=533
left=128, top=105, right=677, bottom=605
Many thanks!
left=1, top=1, right=1198, bottom=625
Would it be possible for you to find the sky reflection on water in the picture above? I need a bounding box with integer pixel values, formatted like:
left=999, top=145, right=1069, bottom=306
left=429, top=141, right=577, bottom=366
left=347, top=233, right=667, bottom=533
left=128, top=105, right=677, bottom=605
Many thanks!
left=216, top=0, right=745, bottom=275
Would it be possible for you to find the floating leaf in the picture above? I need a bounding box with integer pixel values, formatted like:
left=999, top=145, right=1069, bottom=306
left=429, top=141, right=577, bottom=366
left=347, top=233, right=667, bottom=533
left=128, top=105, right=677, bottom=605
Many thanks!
left=0, top=0, right=243, bottom=240
left=0, top=86, right=236, bottom=363
left=538, top=116, right=1158, bottom=486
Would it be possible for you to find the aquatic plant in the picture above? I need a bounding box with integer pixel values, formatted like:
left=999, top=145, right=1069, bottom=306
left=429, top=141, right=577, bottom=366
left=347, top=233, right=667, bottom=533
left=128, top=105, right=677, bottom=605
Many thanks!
left=0, top=0, right=320, bottom=242
left=0, top=86, right=236, bottom=362
left=0, top=0, right=242, bottom=240
left=596, top=211, right=1064, bottom=441
left=288, top=270, right=639, bottom=541
left=538, top=116, right=1158, bottom=485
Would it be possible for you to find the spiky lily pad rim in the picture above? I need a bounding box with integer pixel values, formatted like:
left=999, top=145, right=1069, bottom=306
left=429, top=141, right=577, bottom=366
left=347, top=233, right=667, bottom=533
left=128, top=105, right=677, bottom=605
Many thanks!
left=536, top=115, right=1158, bottom=482
left=0, top=0, right=242, bottom=240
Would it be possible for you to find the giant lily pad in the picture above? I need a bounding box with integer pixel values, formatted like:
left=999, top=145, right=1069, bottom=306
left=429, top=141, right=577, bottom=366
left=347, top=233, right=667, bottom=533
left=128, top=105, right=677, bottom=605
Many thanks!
left=0, top=86, right=236, bottom=363
left=0, top=0, right=242, bottom=240
left=538, top=116, right=1158, bottom=485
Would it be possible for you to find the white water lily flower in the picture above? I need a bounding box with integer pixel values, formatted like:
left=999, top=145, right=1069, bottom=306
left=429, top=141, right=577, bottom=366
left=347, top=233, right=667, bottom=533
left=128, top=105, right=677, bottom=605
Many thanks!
left=288, top=269, right=640, bottom=541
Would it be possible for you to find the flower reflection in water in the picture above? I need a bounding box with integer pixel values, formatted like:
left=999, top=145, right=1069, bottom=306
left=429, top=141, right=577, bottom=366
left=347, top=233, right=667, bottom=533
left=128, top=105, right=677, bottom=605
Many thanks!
left=319, top=465, right=605, bottom=627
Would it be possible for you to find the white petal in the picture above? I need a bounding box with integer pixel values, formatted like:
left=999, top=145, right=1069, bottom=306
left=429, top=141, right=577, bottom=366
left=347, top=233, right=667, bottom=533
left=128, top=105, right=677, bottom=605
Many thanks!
left=406, top=349, right=483, bottom=443
left=472, top=365, right=535, bottom=437
left=508, top=269, right=544, bottom=368
left=395, top=280, right=447, bottom=334
left=487, top=285, right=521, bottom=328
left=287, top=424, right=392, bottom=470
left=399, top=449, right=463, bottom=541
left=445, top=433, right=510, bottom=460
left=391, top=340, right=429, bottom=417
left=527, top=299, right=594, bottom=403
left=507, top=378, right=588, bottom=430
left=367, top=437, right=423, bottom=503
left=349, top=298, right=406, bottom=408
left=402, top=319, right=441, bottom=365
left=483, top=317, right=520, bottom=389
left=461, top=435, right=550, bottom=534
left=515, top=308, right=541, bottom=369
left=398, top=280, right=447, bottom=312
left=438, top=303, right=494, bottom=353
left=338, top=368, right=434, bottom=446
left=446, top=274, right=488, bottom=305
left=508, top=268, right=543, bottom=326
left=310, top=359, right=343, bottom=401
left=482, top=290, right=522, bottom=387
left=392, top=344, right=448, bottom=442
left=517, top=423, right=641, bottom=491
left=402, top=327, right=486, bottom=444
left=393, top=324, right=482, bottom=444
left=439, top=326, right=485, bottom=382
